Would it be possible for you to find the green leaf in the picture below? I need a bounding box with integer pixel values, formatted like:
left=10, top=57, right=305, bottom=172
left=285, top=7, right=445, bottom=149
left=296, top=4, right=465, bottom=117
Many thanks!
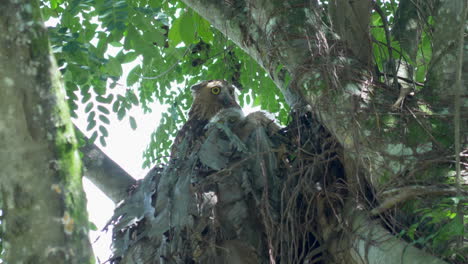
left=179, top=12, right=196, bottom=45
left=99, top=114, right=110, bottom=124
left=109, top=41, right=123, bottom=47
left=142, top=28, right=165, bottom=47
left=99, top=135, right=107, bottom=147
left=156, top=27, right=169, bottom=45
left=70, top=110, right=78, bottom=118
left=112, top=100, right=120, bottom=112
left=89, top=131, right=98, bottom=143
left=88, top=221, right=98, bottom=231
left=129, top=116, right=137, bottom=130
left=106, top=57, right=122, bottom=77
left=127, top=65, right=141, bottom=86
left=124, top=25, right=140, bottom=50
left=97, top=105, right=110, bottom=114
left=122, top=51, right=139, bottom=63
left=93, top=82, right=106, bottom=95
left=253, top=95, right=261, bottom=106
left=87, top=111, right=96, bottom=122
left=95, top=34, right=108, bottom=55
left=194, top=13, right=213, bottom=43
left=99, top=125, right=109, bottom=137
left=168, top=14, right=183, bottom=46
left=84, top=102, right=94, bottom=113
left=96, top=94, right=114, bottom=104
left=83, top=23, right=98, bottom=42
left=69, top=64, right=90, bottom=85
left=432, top=218, right=463, bottom=248
left=86, top=120, right=96, bottom=131
left=50, top=0, right=60, bottom=9
left=127, top=91, right=139, bottom=106
left=117, top=107, right=126, bottom=120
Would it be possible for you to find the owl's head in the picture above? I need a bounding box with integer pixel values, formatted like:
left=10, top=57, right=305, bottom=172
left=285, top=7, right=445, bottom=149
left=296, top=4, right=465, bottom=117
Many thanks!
left=188, top=80, right=241, bottom=121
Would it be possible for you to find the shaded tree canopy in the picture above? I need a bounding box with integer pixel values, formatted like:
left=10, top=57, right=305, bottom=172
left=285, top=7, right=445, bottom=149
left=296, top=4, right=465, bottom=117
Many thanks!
left=0, top=0, right=465, bottom=263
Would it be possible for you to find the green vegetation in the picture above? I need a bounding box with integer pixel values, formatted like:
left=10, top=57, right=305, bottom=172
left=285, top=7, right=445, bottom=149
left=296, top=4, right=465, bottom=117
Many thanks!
left=33, top=1, right=465, bottom=262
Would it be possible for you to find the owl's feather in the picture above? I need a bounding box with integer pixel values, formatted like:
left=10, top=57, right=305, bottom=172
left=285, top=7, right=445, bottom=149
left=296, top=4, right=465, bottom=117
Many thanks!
left=170, top=80, right=279, bottom=159
left=170, top=80, right=241, bottom=159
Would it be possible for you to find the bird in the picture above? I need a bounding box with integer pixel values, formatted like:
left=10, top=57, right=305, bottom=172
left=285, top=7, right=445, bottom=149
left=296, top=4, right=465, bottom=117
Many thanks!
left=170, top=80, right=241, bottom=159
left=210, top=108, right=279, bottom=142
left=170, top=80, right=279, bottom=159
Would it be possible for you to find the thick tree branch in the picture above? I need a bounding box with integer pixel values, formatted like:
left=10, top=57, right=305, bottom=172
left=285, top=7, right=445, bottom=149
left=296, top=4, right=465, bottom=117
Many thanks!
left=329, top=0, right=373, bottom=66
left=75, top=125, right=136, bottom=203
left=452, top=0, right=467, bottom=247
left=329, top=207, right=449, bottom=264
left=392, top=0, right=425, bottom=60
left=424, top=0, right=467, bottom=109
left=178, top=1, right=460, bottom=263
left=181, top=0, right=462, bottom=190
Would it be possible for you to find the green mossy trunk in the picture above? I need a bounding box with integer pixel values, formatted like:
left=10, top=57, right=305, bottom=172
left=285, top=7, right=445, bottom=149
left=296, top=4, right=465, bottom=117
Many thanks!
left=0, top=1, right=94, bottom=263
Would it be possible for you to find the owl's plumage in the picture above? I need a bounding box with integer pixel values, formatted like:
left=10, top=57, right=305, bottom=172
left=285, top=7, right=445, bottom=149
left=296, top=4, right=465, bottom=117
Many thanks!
left=188, top=80, right=241, bottom=121
left=170, top=80, right=241, bottom=158
left=210, top=109, right=279, bottom=142
left=170, top=80, right=279, bottom=159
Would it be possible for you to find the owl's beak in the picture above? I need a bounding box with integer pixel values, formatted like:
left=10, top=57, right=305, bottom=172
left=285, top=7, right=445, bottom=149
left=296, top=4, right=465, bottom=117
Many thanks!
left=221, top=93, right=237, bottom=108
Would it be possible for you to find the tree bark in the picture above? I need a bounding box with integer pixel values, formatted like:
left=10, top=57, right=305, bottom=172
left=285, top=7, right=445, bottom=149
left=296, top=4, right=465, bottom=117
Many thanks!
left=181, top=0, right=466, bottom=190
left=108, top=1, right=465, bottom=263
left=0, top=1, right=94, bottom=263
left=76, top=125, right=136, bottom=203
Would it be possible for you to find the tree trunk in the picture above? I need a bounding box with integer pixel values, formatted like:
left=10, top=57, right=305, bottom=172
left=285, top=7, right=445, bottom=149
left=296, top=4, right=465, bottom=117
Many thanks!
left=108, top=1, right=465, bottom=263
left=181, top=0, right=466, bottom=192
left=0, top=1, right=94, bottom=263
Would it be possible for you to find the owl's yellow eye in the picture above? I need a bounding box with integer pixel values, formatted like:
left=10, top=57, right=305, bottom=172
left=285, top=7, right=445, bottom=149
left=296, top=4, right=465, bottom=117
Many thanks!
left=211, top=86, right=221, bottom=95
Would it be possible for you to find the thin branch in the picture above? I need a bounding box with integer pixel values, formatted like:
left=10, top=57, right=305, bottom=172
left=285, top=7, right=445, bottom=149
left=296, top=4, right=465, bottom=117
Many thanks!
left=386, top=73, right=424, bottom=87
left=371, top=185, right=467, bottom=215
left=373, top=1, right=399, bottom=88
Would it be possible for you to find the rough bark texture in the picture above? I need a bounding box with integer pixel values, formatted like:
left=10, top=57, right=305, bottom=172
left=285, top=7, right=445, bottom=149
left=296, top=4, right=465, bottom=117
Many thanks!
left=181, top=0, right=466, bottom=190
left=0, top=1, right=94, bottom=263
left=107, top=1, right=465, bottom=263
left=76, top=125, right=136, bottom=203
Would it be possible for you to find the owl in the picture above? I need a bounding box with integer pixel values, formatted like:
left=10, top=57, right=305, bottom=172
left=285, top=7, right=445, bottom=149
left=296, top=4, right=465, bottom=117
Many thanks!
left=170, top=80, right=241, bottom=158
left=210, top=109, right=279, bottom=142
left=170, top=80, right=279, bottom=159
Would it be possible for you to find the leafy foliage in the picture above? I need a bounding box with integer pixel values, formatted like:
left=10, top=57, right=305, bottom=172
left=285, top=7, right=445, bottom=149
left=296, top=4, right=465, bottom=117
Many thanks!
left=40, top=0, right=287, bottom=162
left=399, top=197, right=466, bottom=261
